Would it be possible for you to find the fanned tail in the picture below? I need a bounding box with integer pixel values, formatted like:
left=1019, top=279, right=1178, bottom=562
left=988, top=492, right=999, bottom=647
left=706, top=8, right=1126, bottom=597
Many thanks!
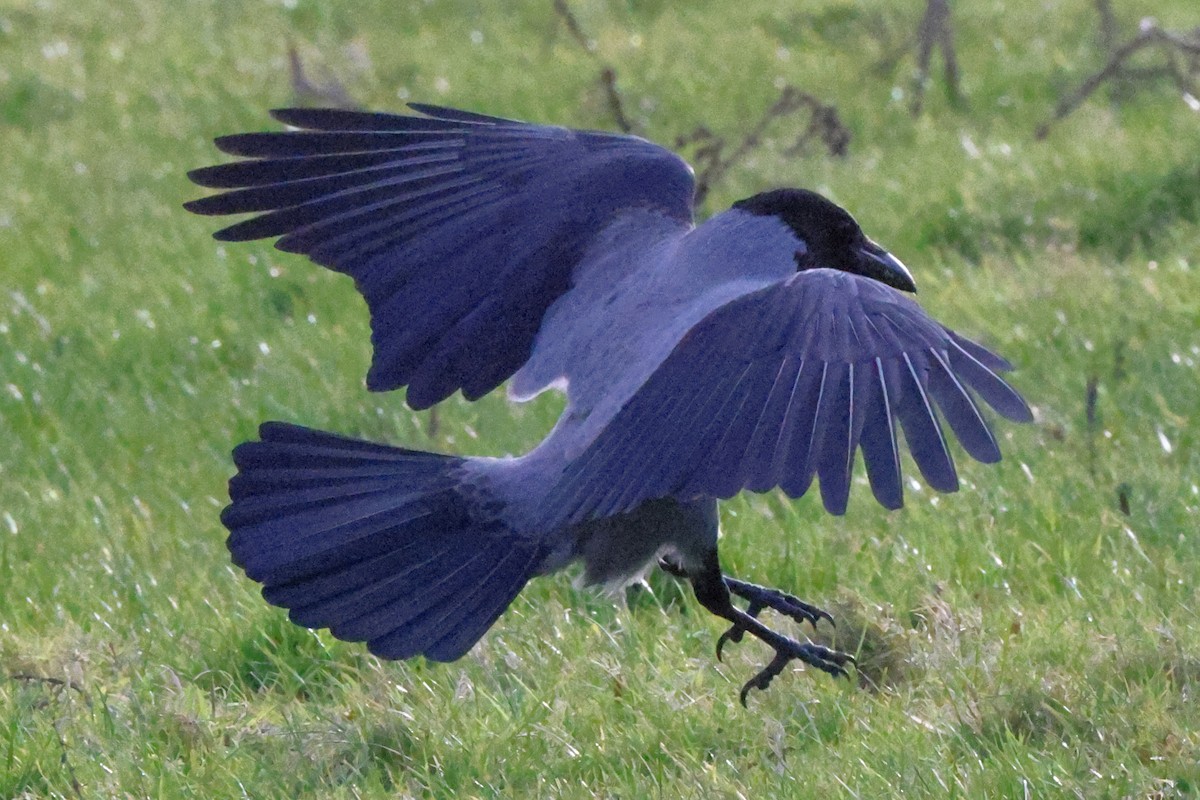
left=222, top=421, right=543, bottom=661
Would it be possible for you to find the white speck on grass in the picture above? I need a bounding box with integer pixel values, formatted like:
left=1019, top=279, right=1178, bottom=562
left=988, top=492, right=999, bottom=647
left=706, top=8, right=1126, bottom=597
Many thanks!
left=960, top=134, right=980, bottom=159
left=435, top=76, right=451, bottom=94
left=10, top=291, right=51, bottom=335
left=6, top=383, right=22, bottom=401
left=3, top=512, right=16, bottom=534
left=1185, top=92, right=1200, bottom=112
left=1156, top=427, right=1173, bottom=454
left=258, top=342, right=270, bottom=355
left=907, top=477, right=922, bottom=492
left=42, top=40, right=69, bottom=60
left=1124, top=526, right=1153, bottom=564
left=1020, top=462, right=1034, bottom=483
left=211, top=339, right=221, bottom=349
left=470, top=30, right=483, bottom=45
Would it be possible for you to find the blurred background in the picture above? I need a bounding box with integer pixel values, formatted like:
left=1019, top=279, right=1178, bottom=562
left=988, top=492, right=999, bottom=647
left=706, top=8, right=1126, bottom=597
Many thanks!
left=2, top=1, right=1198, bottom=797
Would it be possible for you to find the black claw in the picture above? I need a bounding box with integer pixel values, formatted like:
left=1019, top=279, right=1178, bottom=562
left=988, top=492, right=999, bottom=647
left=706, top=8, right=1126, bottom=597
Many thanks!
left=725, top=578, right=835, bottom=630
left=739, top=651, right=791, bottom=706
left=715, top=598, right=766, bottom=661
left=736, top=641, right=856, bottom=705
left=715, top=625, right=745, bottom=661
left=688, top=556, right=852, bottom=703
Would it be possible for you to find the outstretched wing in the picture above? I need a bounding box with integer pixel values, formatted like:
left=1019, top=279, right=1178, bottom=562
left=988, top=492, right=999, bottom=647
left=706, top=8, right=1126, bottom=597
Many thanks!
left=186, top=105, right=695, bottom=408
left=547, top=268, right=1032, bottom=522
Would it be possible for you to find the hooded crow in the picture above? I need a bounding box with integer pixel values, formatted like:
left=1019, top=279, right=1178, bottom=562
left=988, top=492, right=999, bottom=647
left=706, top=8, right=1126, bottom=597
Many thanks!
left=186, top=104, right=1031, bottom=702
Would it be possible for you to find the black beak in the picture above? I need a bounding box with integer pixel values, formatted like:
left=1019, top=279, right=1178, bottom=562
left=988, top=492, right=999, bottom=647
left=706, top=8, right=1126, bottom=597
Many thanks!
left=857, top=239, right=917, bottom=293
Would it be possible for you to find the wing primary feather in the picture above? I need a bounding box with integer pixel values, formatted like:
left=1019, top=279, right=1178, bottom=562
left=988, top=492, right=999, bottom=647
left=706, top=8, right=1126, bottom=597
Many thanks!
left=947, top=330, right=1014, bottom=371
left=761, top=360, right=813, bottom=491
left=186, top=146, right=459, bottom=189
left=620, top=356, right=735, bottom=501
left=947, top=338, right=1033, bottom=422
left=926, top=347, right=1002, bottom=463
left=693, top=359, right=781, bottom=498
left=815, top=363, right=854, bottom=514
left=296, top=184, right=505, bottom=263
left=858, top=357, right=903, bottom=509
left=740, top=356, right=803, bottom=492
left=779, top=361, right=829, bottom=498
left=625, top=359, right=756, bottom=513
left=893, top=353, right=958, bottom=492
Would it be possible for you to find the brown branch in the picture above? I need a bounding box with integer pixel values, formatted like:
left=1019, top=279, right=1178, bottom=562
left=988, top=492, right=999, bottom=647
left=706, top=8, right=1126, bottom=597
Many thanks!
left=1095, top=0, right=1117, bottom=53
left=553, top=0, right=594, bottom=52
left=599, top=68, right=634, bottom=134
left=9, top=672, right=90, bottom=702
left=553, top=0, right=633, bottom=132
left=1036, top=20, right=1200, bottom=139
left=675, top=87, right=849, bottom=208
left=911, top=0, right=962, bottom=115
left=287, top=43, right=357, bottom=109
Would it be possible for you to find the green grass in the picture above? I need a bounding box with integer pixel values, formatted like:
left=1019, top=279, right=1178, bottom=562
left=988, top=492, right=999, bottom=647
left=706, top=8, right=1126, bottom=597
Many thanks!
left=3, top=0, right=1200, bottom=796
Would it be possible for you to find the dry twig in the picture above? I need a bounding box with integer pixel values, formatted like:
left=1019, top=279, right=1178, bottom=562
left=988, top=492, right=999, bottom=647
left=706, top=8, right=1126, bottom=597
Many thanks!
left=675, top=87, right=850, bottom=208
left=287, top=43, right=357, bottom=109
left=911, top=0, right=963, bottom=115
left=1036, top=17, right=1200, bottom=139
left=553, top=0, right=633, bottom=132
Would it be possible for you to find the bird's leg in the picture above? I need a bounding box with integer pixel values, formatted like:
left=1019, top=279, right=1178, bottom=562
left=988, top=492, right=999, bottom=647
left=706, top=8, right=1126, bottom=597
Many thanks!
left=660, top=557, right=836, bottom=655
left=675, top=552, right=854, bottom=704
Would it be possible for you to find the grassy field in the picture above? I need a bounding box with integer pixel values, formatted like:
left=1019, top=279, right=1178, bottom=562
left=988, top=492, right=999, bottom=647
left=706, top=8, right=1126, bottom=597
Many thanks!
left=3, top=0, right=1199, bottom=796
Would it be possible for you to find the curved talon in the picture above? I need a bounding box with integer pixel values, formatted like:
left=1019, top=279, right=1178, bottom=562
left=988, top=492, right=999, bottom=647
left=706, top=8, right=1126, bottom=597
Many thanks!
left=716, top=598, right=767, bottom=661
left=723, top=578, right=835, bottom=630
left=715, top=625, right=746, bottom=661
left=739, top=652, right=791, bottom=706
left=737, top=641, right=856, bottom=704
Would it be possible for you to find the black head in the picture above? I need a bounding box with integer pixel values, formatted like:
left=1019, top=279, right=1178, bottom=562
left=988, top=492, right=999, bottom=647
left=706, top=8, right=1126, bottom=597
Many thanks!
left=733, top=188, right=916, bottom=292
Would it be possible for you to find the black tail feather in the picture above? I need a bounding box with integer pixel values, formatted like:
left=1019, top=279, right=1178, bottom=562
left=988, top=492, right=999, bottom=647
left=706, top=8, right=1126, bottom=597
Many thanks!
left=223, top=422, right=542, bottom=662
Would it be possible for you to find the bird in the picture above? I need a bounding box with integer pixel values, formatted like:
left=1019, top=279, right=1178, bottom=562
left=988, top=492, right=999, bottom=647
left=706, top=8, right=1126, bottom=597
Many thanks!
left=185, top=103, right=1032, bottom=703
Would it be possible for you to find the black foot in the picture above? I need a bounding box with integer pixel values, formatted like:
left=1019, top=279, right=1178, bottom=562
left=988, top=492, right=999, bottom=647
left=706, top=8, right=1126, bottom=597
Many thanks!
left=683, top=552, right=855, bottom=703
left=717, top=577, right=835, bottom=660
left=737, top=639, right=855, bottom=706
